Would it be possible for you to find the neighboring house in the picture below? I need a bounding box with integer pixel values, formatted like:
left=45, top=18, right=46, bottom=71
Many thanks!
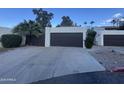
left=0, top=27, right=12, bottom=47
left=95, top=28, right=124, bottom=46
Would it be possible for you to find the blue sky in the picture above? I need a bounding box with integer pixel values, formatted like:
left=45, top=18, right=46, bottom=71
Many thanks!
left=0, top=8, right=124, bottom=28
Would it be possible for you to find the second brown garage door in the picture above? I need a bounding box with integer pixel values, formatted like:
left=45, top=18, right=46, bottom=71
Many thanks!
left=104, top=35, right=124, bottom=46
left=50, top=33, right=83, bottom=47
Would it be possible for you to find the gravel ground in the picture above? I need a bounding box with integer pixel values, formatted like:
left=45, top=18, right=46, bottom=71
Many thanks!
left=88, top=46, right=124, bottom=71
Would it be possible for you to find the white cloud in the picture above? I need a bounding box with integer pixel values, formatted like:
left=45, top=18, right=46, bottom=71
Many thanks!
left=113, top=13, right=123, bottom=18
left=101, top=13, right=124, bottom=25
left=120, top=18, right=124, bottom=21
left=106, top=19, right=112, bottom=23
left=100, top=19, right=110, bottom=26
left=101, top=18, right=112, bottom=25
left=100, top=22, right=106, bottom=25
left=102, top=13, right=123, bottom=25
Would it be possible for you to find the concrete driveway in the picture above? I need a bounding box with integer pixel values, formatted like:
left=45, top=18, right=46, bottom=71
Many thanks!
left=0, top=46, right=105, bottom=84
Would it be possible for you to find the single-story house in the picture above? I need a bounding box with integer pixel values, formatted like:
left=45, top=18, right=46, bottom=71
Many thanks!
left=95, top=29, right=124, bottom=46
left=45, top=27, right=124, bottom=48
left=0, top=26, right=124, bottom=48
left=45, top=27, right=87, bottom=48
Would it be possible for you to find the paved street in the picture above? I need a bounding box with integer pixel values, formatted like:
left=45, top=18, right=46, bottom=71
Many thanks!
left=32, top=71, right=124, bottom=84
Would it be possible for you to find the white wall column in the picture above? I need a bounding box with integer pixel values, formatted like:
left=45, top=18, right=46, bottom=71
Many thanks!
left=45, top=27, right=50, bottom=47
left=83, top=30, right=86, bottom=48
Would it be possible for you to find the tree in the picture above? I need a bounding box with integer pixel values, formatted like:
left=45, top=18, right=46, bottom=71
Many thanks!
left=13, top=9, right=54, bottom=45
left=13, top=20, right=43, bottom=45
left=13, top=20, right=29, bottom=36
left=90, top=21, right=95, bottom=28
left=84, top=21, right=87, bottom=26
left=74, top=23, right=78, bottom=27
left=74, top=23, right=81, bottom=27
left=111, top=19, right=116, bottom=27
left=13, top=20, right=42, bottom=37
left=56, top=24, right=60, bottom=27
left=85, top=29, right=97, bottom=49
left=116, top=18, right=120, bottom=28
left=33, top=8, right=54, bottom=30
left=59, top=16, right=74, bottom=27
left=111, top=15, right=124, bottom=28
left=90, top=21, right=95, bottom=26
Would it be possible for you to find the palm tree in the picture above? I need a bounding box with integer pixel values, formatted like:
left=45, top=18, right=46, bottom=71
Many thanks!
left=13, top=20, right=43, bottom=45
left=13, top=20, right=28, bottom=36
left=116, top=18, right=120, bottom=28
left=90, top=21, right=95, bottom=28
left=111, top=19, right=116, bottom=27
left=111, top=18, right=121, bottom=28
left=84, top=21, right=87, bottom=27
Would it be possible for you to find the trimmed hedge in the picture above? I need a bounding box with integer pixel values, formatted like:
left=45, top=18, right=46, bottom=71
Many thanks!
left=1, top=34, right=22, bottom=48
left=85, top=29, right=96, bottom=49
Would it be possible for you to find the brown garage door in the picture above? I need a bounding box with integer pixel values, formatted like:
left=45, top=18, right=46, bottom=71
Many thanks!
left=104, top=35, right=124, bottom=46
left=50, top=33, right=83, bottom=47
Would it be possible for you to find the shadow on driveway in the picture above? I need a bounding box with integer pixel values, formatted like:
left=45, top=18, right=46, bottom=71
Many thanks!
left=31, top=71, right=124, bottom=84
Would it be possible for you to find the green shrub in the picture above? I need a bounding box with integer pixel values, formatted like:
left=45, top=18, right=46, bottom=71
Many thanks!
left=85, top=29, right=96, bottom=49
left=85, top=36, right=93, bottom=48
left=87, top=29, right=96, bottom=37
left=1, top=34, right=22, bottom=48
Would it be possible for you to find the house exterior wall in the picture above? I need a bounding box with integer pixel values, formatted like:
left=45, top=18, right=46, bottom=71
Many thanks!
left=94, top=28, right=103, bottom=46
left=45, top=27, right=87, bottom=48
left=95, top=30, right=124, bottom=46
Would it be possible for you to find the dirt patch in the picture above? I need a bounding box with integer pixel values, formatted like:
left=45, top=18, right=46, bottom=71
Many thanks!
left=0, top=48, right=14, bottom=54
